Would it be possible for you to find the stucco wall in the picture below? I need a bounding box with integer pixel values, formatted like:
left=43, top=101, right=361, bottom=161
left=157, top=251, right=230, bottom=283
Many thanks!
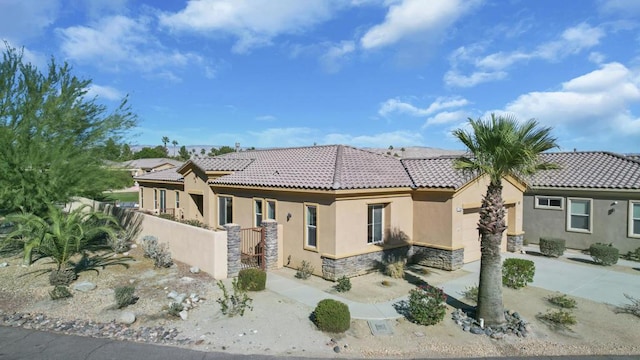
left=523, top=190, right=640, bottom=253
left=182, top=167, right=215, bottom=226
left=412, top=191, right=453, bottom=248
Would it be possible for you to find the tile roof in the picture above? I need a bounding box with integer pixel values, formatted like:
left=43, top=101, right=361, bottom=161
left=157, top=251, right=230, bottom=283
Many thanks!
left=123, top=158, right=183, bottom=169
left=134, top=168, right=183, bottom=182
left=210, top=145, right=413, bottom=190
left=189, top=158, right=254, bottom=172
left=401, top=157, right=472, bottom=190
left=528, top=152, right=640, bottom=190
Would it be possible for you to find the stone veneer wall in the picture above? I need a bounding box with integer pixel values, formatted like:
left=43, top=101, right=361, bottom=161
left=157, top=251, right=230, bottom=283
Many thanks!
left=507, top=234, right=524, bottom=253
left=262, top=220, right=278, bottom=270
left=224, top=224, right=241, bottom=277
left=321, top=245, right=463, bottom=280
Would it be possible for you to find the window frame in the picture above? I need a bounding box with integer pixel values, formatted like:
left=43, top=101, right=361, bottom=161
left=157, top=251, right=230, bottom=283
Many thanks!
left=629, top=201, right=640, bottom=238
left=367, top=204, right=385, bottom=244
left=566, top=197, right=592, bottom=233
left=159, top=189, right=166, bottom=212
left=253, top=198, right=263, bottom=227
left=218, top=195, right=234, bottom=227
left=266, top=199, right=277, bottom=221
left=153, top=189, right=158, bottom=209
left=140, top=190, right=144, bottom=208
left=175, top=191, right=180, bottom=209
left=304, top=203, right=318, bottom=251
left=534, top=196, right=564, bottom=210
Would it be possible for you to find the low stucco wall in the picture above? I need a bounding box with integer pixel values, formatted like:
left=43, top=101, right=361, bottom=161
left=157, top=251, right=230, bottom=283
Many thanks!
left=134, top=214, right=228, bottom=279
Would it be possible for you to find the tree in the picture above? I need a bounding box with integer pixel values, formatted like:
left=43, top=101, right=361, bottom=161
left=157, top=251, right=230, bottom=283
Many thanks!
left=162, top=136, right=170, bottom=151
left=103, top=138, right=122, bottom=161
left=120, top=143, right=133, bottom=161
left=177, top=145, right=190, bottom=161
left=171, top=139, right=178, bottom=156
left=0, top=45, right=136, bottom=216
left=132, top=146, right=167, bottom=159
left=452, top=114, right=558, bottom=326
left=208, top=145, right=236, bottom=157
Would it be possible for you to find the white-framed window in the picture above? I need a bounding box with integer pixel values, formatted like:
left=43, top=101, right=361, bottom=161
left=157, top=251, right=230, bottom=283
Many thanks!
left=140, top=190, right=144, bottom=208
left=368, top=204, right=384, bottom=244
left=153, top=189, right=158, bottom=209
left=567, top=198, right=592, bottom=233
left=175, top=191, right=180, bottom=209
left=305, top=204, right=317, bottom=249
left=218, top=196, right=233, bottom=226
left=630, top=201, right=640, bottom=238
left=535, top=196, right=564, bottom=210
left=254, top=199, right=263, bottom=227
left=266, top=200, right=276, bottom=220
left=159, top=190, right=166, bottom=212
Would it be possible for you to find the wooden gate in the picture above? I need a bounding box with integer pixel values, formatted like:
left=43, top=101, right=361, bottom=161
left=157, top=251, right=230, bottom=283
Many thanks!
left=240, top=227, right=265, bottom=270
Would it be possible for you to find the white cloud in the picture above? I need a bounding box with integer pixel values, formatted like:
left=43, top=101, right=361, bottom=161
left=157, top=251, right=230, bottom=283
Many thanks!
left=597, top=0, right=640, bottom=17
left=57, top=15, right=206, bottom=79
left=159, top=0, right=338, bottom=53
left=503, top=62, right=640, bottom=141
left=0, top=0, right=59, bottom=42
left=423, top=110, right=469, bottom=128
left=447, top=23, right=606, bottom=88
left=379, top=97, right=469, bottom=117
left=320, top=41, right=355, bottom=73
left=86, top=84, right=123, bottom=101
left=256, top=115, right=277, bottom=121
left=324, top=130, right=423, bottom=147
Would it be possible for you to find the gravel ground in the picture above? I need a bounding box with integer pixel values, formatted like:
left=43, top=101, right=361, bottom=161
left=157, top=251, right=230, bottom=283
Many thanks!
left=1, top=248, right=639, bottom=358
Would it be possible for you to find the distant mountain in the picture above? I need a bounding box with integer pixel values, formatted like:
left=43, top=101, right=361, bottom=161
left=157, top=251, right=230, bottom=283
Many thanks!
left=364, top=146, right=464, bottom=159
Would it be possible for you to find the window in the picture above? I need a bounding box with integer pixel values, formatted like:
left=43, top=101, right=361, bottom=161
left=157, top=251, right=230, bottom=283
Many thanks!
left=218, top=196, right=233, bottom=226
left=305, top=205, right=317, bottom=249
left=175, top=191, right=180, bottom=209
left=140, top=190, right=144, bottom=208
left=535, top=196, right=563, bottom=209
left=368, top=204, right=384, bottom=244
left=254, top=199, right=263, bottom=226
left=567, top=198, right=592, bottom=232
left=630, top=201, right=640, bottom=238
left=153, top=189, right=158, bottom=209
left=159, top=190, right=166, bottom=212
left=266, top=200, right=276, bottom=220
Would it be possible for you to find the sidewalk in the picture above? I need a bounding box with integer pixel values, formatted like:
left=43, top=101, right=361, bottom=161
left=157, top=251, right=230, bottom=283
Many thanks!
left=266, top=246, right=640, bottom=320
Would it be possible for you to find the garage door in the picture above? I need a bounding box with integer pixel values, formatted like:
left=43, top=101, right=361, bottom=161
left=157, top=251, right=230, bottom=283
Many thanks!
left=462, top=208, right=508, bottom=263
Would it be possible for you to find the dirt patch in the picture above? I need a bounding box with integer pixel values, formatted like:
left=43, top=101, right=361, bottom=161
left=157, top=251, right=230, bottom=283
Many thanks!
left=0, top=249, right=639, bottom=358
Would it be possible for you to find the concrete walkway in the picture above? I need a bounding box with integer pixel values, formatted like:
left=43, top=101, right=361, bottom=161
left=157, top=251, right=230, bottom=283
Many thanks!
left=266, top=246, right=640, bottom=320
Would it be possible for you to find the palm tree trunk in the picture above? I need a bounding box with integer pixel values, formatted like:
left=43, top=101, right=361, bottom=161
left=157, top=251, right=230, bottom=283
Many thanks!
left=476, top=182, right=507, bottom=326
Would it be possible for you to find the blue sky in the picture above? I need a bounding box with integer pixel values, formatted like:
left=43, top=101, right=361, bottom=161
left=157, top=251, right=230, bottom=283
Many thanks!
left=1, top=0, right=639, bottom=153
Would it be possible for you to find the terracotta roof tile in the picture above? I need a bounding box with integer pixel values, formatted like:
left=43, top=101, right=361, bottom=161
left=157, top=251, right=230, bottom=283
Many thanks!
left=123, top=158, right=183, bottom=169
left=191, top=158, right=253, bottom=172
left=529, top=152, right=640, bottom=189
left=134, top=168, right=183, bottom=182
left=401, top=157, right=471, bottom=189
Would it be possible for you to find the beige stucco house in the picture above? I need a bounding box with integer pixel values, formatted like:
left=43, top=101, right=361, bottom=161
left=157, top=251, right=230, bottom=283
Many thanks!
left=135, top=145, right=525, bottom=279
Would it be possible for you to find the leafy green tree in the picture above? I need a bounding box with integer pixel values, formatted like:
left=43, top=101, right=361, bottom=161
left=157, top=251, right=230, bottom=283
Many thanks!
left=452, top=114, right=558, bottom=326
left=0, top=45, right=136, bottom=216
left=161, top=136, right=170, bottom=151
left=132, top=146, right=167, bottom=159
left=177, top=145, right=191, bottom=161
left=103, top=138, right=122, bottom=161
left=120, top=143, right=133, bottom=161
left=208, top=145, right=237, bottom=157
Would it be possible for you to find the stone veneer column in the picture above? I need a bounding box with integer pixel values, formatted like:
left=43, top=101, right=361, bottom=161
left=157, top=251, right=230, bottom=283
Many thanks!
left=224, top=224, right=241, bottom=277
left=507, top=234, right=524, bottom=253
left=261, top=220, right=278, bottom=270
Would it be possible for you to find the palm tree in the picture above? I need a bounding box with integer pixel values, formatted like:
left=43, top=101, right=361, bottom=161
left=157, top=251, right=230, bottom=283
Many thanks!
left=452, top=114, right=558, bottom=326
left=171, top=140, right=178, bottom=156
left=161, top=136, right=170, bottom=152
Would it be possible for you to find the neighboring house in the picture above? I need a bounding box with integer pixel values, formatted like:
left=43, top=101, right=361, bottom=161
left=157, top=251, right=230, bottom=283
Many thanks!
left=523, top=152, right=640, bottom=253
left=122, top=158, right=184, bottom=177
left=135, top=145, right=525, bottom=280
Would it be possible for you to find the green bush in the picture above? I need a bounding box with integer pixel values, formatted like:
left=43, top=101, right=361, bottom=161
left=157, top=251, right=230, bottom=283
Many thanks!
left=589, top=243, right=619, bottom=266
left=295, top=260, right=314, bottom=280
left=408, top=285, right=447, bottom=326
left=461, top=284, right=478, bottom=303
left=141, top=235, right=173, bottom=268
left=622, top=247, right=640, bottom=262
left=539, top=237, right=565, bottom=257
left=384, top=257, right=405, bottom=279
left=313, top=299, right=351, bottom=333
left=114, top=286, right=138, bottom=309
left=216, top=278, right=253, bottom=317
left=49, top=285, right=72, bottom=300
left=502, top=258, right=535, bottom=289
left=238, top=268, right=267, bottom=291
left=539, top=309, right=576, bottom=329
left=334, top=276, right=352, bottom=292
left=168, top=302, right=184, bottom=317
left=547, top=294, right=577, bottom=309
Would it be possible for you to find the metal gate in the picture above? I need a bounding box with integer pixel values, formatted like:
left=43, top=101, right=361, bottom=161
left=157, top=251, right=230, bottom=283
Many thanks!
left=240, top=227, right=265, bottom=270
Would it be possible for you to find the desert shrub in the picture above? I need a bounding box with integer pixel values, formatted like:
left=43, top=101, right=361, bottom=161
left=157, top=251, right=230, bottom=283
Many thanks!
left=180, top=219, right=209, bottom=229
left=295, top=260, right=314, bottom=280
left=114, top=286, right=138, bottom=309
left=334, top=276, right=352, bottom=292
left=168, top=302, right=184, bottom=317
left=141, top=235, right=173, bottom=268
left=313, top=299, right=351, bottom=333
left=384, top=257, right=405, bottom=279
left=539, top=237, right=565, bottom=257
left=522, top=238, right=530, bottom=246
left=461, top=284, right=478, bottom=303
left=622, top=247, right=640, bottom=262
left=539, top=309, right=576, bottom=329
left=408, top=285, right=447, bottom=326
left=502, top=258, right=535, bottom=289
left=589, top=243, right=619, bottom=266
left=216, top=278, right=253, bottom=317
left=615, top=294, right=640, bottom=318
left=158, top=213, right=175, bottom=221
left=238, top=268, right=267, bottom=291
left=547, top=294, right=577, bottom=309
left=49, top=285, right=72, bottom=300
left=107, top=231, right=131, bottom=253
left=49, top=268, right=78, bottom=286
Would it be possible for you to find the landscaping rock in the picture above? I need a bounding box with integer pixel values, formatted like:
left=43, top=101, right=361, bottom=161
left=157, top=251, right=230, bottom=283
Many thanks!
left=0, top=262, right=9, bottom=268
left=73, top=281, right=96, bottom=292
left=167, top=290, right=179, bottom=299
left=179, top=310, right=188, bottom=321
left=189, top=266, right=200, bottom=274
left=470, top=326, right=484, bottom=335
left=118, top=311, right=136, bottom=325
left=333, top=345, right=341, bottom=353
